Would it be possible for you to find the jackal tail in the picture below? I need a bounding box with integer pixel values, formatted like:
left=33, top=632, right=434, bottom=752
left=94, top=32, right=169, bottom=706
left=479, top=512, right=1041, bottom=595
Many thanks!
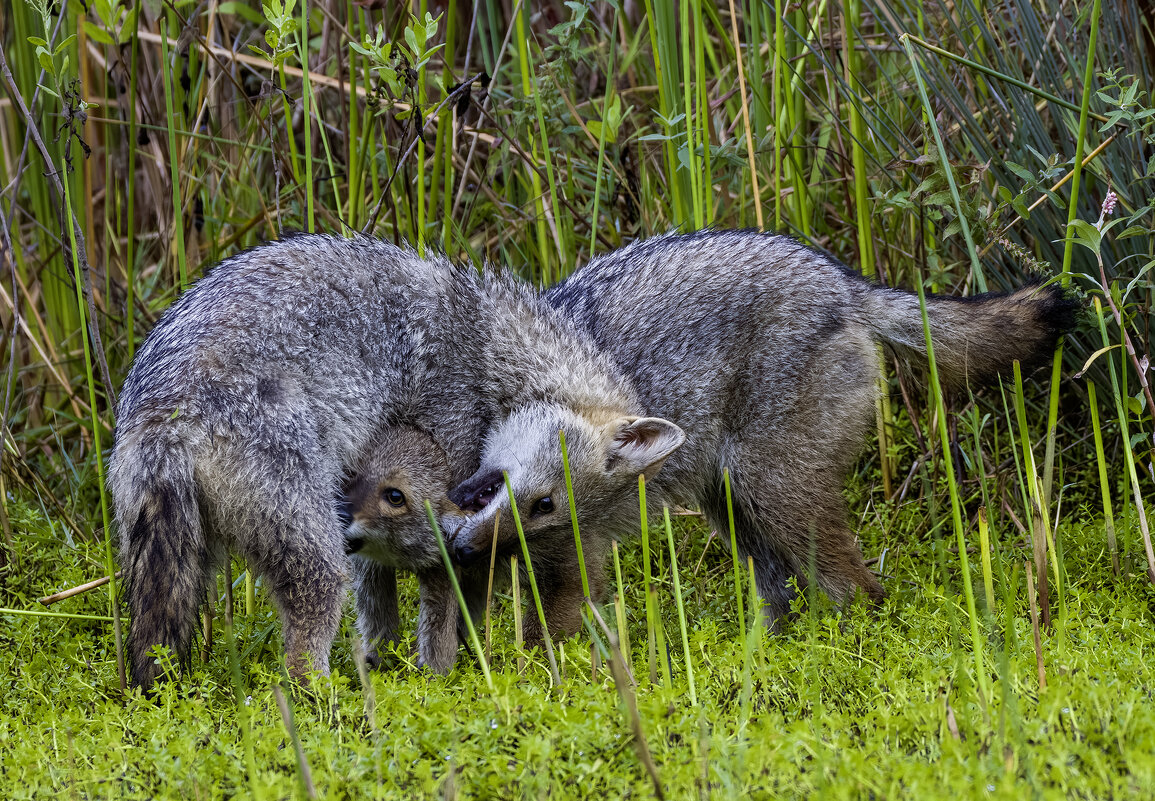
left=110, top=431, right=208, bottom=690
left=864, top=282, right=1078, bottom=389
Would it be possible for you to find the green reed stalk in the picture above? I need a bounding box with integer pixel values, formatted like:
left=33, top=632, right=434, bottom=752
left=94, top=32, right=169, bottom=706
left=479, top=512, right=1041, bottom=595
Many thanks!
left=438, top=1, right=457, bottom=247
left=746, top=555, right=763, bottom=664
left=977, top=507, right=995, bottom=612
left=843, top=0, right=892, bottom=495
left=729, top=0, right=764, bottom=229
left=511, top=554, right=524, bottom=674
left=772, top=0, right=784, bottom=229
left=1043, top=0, right=1102, bottom=505
left=299, top=0, right=314, bottom=232
left=612, top=540, right=632, bottom=674
left=722, top=469, right=746, bottom=633
left=425, top=501, right=495, bottom=693
left=503, top=473, right=560, bottom=686
left=525, top=42, right=567, bottom=274
left=901, top=34, right=986, bottom=292
left=785, top=4, right=811, bottom=236
left=588, top=5, right=619, bottom=257
left=514, top=5, right=551, bottom=281
left=679, top=0, right=702, bottom=229
left=559, top=430, right=590, bottom=599
left=1013, top=361, right=1063, bottom=633
left=1093, top=298, right=1155, bottom=582
left=901, top=33, right=1110, bottom=122
left=1087, top=381, right=1119, bottom=576
left=916, top=277, right=989, bottom=714
left=663, top=507, right=697, bottom=705
left=695, top=0, right=713, bottom=223
left=278, top=59, right=302, bottom=186
left=61, top=172, right=125, bottom=691
left=639, top=474, right=657, bottom=685
left=644, top=0, right=688, bottom=225
left=124, top=0, right=142, bottom=359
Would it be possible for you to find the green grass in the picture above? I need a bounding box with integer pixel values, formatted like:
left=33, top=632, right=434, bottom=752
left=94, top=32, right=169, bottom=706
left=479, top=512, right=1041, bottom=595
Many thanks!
left=4, top=491, right=1155, bottom=798
left=2, top=0, right=1154, bottom=796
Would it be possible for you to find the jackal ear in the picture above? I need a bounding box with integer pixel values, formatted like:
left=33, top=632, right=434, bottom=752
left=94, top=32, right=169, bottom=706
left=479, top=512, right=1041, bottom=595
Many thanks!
left=605, top=417, right=685, bottom=480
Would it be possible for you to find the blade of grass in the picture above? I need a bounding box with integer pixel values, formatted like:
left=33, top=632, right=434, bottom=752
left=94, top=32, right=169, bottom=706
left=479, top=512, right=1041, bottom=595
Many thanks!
left=502, top=472, right=560, bottom=686
left=424, top=500, right=495, bottom=694
left=1042, top=0, right=1102, bottom=506
left=663, top=507, right=696, bottom=706
left=901, top=34, right=986, bottom=292
left=916, top=274, right=989, bottom=716
left=62, top=174, right=125, bottom=692
left=722, top=469, right=746, bottom=633
left=1086, top=381, right=1119, bottom=577
left=559, top=430, right=590, bottom=600
left=159, top=20, right=188, bottom=291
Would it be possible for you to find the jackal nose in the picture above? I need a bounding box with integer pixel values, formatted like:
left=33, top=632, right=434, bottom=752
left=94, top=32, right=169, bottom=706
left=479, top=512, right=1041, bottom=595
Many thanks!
left=448, top=469, right=505, bottom=513
left=453, top=542, right=486, bottom=566
left=345, top=536, right=365, bottom=555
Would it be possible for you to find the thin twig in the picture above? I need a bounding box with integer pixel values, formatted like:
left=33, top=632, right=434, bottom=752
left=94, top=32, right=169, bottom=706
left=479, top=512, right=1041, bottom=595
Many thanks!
left=361, top=73, right=486, bottom=235
left=39, top=572, right=123, bottom=605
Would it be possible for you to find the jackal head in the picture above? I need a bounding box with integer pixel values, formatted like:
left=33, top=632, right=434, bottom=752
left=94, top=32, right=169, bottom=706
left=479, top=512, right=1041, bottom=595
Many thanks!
left=342, top=427, right=465, bottom=572
left=446, top=402, right=685, bottom=567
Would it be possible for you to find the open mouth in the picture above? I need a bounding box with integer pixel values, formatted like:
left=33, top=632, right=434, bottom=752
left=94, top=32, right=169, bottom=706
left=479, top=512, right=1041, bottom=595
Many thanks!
left=447, top=469, right=504, bottom=513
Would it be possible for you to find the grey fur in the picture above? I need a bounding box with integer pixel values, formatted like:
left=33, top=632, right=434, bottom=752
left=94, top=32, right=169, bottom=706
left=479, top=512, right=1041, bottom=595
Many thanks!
left=446, top=230, right=1075, bottom=641
left=110, top=233, right=635, bottom=689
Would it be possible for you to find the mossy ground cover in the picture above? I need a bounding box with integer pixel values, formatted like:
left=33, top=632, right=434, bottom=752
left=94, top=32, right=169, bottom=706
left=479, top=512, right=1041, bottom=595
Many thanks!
left=4, top=483, right=1154, bottom=799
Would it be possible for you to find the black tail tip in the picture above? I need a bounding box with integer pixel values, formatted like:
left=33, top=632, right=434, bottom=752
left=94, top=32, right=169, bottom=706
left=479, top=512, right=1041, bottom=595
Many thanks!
left=1026, top=282, right=1082, bottom=340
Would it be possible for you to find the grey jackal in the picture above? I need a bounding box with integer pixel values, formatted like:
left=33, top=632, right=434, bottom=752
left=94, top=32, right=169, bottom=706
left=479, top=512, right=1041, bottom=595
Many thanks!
left=110, top=233, right=663, bottom=688
left=442, top=230, right=1075, bottom=645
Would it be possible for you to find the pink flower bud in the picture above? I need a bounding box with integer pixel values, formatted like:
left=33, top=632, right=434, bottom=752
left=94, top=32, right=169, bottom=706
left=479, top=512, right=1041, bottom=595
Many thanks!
left=1102, top=190, right=1118, bottom=217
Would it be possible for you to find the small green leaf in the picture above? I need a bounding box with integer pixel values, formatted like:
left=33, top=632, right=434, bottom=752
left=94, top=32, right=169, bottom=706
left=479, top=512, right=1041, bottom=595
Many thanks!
left=1117, top=225, right=1150, bottom=240
left=54, top=33, right=77, bottom=56
left=83, top=21, right=116, bottom=46
left=1067, top=218, right=1102, bottom=254
left=118, top=7, right=140, bottom=44
left=216, top=2, right=266, bottom=24
left=1006, top=162, right=1034, bottom=185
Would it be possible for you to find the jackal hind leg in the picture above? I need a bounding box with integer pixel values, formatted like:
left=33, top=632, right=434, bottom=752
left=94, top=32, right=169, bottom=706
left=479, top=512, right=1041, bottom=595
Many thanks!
left=246, top=496, right=347, bottom=683
left=720, top=458, right=883, bottom=624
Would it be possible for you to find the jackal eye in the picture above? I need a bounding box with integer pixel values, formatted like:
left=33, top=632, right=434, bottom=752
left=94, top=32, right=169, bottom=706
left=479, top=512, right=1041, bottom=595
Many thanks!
left=530, top=496, right=555, bottom=517
left=383, top=488, right=406, bottom=508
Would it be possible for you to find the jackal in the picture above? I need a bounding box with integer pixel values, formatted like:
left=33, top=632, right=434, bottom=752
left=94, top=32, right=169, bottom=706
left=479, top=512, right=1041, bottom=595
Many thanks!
left=342, top=425, right=487, bottom=673
left=447, top=230, right=1076, bottom=636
